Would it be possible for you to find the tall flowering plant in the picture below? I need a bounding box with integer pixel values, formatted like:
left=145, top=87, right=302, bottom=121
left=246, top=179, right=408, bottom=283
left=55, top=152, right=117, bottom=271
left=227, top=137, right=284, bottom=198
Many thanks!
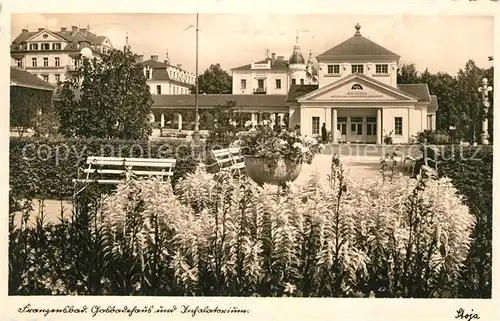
left=233, top=120, right=325, bottom=165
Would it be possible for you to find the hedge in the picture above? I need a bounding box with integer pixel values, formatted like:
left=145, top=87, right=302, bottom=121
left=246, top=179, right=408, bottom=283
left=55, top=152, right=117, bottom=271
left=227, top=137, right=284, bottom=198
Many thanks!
left=438, top=145, right=493, bottom=298
left=9, top=137, right=205, bottom=199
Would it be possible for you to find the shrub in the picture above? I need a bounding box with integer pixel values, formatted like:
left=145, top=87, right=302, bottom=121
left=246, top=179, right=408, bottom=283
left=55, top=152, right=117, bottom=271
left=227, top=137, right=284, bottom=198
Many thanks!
left=9, top=157, right=476, bottom=297
left=438, top=145, right=492, bottom=298
left=415, top=130, right=451, bottom=145
left=9, top=137, right=202, bottom=199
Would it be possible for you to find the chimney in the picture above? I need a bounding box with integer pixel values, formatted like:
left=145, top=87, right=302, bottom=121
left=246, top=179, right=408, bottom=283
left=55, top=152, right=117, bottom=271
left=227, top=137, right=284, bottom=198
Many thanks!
left=71, top=26, right=78, bottom=33
left=60, top=27, right=67, bottom=32
left=277, top=56, right=284, bottom=61
left=151, top=55, right=158, bottom=61
left=22, top=29, right=28, bottom=33
left=136, top=55, right=144, bottom=63
left=176, top=64, right=182, bottom=69
left=38, top=28, right=44, bottom=32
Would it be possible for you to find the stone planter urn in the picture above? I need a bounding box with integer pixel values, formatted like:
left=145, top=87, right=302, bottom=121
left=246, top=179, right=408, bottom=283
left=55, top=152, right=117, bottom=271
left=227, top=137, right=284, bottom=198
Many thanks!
left=243, top=156, right=302, bottom=186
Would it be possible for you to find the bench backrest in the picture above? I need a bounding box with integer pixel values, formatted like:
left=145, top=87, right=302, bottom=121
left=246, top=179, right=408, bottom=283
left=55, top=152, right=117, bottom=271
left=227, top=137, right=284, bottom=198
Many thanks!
left=212, top=148, right=243, bottom=169
left=83, top=156, right=176, bottom=184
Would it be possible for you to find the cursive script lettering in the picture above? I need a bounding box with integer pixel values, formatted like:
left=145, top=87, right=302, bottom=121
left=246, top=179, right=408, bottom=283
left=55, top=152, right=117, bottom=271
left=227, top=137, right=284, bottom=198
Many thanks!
left=456, top=308, right=480, bottom=321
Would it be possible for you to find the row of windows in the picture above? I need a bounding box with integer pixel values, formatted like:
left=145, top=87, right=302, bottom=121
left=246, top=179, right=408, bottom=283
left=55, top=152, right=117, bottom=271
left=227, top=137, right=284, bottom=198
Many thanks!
left=16, top=57, right=62, bottom=68
left=240, top=79, right=283, bottom=90
left=34, top=73, right=61, bottom=84
left=29, top=43, right=62, bottom=51
left=155, top=84, right=190, bottom=95
left=145, top=69, right=194, bottom=85
left=326, top=64, right=389, bottom=75
left=312, top=116, right=403, bottom=135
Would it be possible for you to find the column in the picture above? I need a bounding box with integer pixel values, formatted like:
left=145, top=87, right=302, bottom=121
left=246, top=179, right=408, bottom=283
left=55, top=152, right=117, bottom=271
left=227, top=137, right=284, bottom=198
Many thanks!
left=251, top=113, right=257, bottom=125
left=332, top=108, right=337, bottom=144
left=160, top=114, right=165, bottom=128
left=376, top=108, right=382, bottom=144
left=177, top=113, right=182, bottom=131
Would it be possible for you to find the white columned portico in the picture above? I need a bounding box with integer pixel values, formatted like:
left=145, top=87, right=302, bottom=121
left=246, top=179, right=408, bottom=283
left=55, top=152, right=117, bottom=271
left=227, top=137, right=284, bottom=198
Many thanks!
left=376, top=108, right=382, bottom=144
left=332, top=108, right=337, bottom=143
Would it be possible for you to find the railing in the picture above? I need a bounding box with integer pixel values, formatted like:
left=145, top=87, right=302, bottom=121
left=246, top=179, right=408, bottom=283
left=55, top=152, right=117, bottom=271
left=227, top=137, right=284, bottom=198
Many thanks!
left=253, top=87, right=267, bottom=94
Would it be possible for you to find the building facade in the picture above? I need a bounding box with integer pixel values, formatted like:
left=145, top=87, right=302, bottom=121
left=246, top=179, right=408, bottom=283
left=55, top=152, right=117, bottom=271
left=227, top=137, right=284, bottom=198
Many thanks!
left=287, top=23, right=438, bottom=143
left=138, top=53, right=196, bottom=96
left=10, top=26, right=113, bottom=85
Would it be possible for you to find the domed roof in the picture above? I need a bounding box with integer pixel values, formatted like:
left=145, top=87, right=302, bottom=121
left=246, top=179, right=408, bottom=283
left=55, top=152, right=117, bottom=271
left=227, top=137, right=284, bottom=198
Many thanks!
left=289, top=44, right=305, bottom=65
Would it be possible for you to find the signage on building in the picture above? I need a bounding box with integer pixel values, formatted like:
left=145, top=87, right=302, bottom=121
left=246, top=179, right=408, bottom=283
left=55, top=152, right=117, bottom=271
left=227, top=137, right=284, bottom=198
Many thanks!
left=330, top=91, right=384, bottom=99
left=253, top=63, right=269, bottom=69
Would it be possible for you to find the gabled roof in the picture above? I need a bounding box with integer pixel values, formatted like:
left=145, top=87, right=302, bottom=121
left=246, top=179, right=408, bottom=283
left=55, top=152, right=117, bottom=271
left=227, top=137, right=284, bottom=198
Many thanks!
left=232, top=58, right=288, bottom=71
left=12, top=28, right=110, bottom=47
left=317, top=24, right=400, bottom=60
left=153, top=94, right=288, bottom=108
left=286, top=84, right=318, bottom=102
left=397, top=83, right=431, bottom=102
left=428, top=95, right=438, bottom=110
left=10, top=67, right=55, bottom=91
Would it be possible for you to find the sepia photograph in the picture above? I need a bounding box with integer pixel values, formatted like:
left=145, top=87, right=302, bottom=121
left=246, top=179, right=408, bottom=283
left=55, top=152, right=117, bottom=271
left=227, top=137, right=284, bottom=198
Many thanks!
left=6, top=9, right=495, bottom=304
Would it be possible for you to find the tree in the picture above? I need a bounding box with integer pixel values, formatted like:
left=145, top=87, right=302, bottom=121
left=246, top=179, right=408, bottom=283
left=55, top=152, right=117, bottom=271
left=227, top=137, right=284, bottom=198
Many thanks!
left=206, top=100, right=239, bottom=148
left=10, top=86, right=53, bottom=137
left=56, top=48, right=153, bottom=139
left=397, top=63, right=420, bottom=84
left=191, top=63, right=232, bottom=94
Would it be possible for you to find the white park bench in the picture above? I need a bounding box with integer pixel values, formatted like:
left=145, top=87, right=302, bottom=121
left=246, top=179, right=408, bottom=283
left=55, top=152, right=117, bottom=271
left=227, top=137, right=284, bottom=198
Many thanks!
left=209, top=147, right=245, bottom=176
left=74, top=156, right=176, bottom=185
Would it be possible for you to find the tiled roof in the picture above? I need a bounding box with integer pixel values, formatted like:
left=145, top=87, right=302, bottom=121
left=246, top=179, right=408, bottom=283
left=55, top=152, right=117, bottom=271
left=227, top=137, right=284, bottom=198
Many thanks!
left=428, top=95, right=438, bottom=110
left=12, top=29, right=108, bottom=48
left=10, top=67, right=55, bottom=91
left=286, top=84, right=318, bottom=102
left=397, top=84, right=431, bottom=102
left=232, top=58, right=288, bottom=71
left=317, top=27, right=400, bottom=60
left=140, top=59, right=169, bottom=69
left=153, top=94, right=288, bottom=108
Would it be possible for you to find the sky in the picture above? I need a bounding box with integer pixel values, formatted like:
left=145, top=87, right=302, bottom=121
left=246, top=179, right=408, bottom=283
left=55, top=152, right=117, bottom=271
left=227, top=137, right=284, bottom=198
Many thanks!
left=11, top=14, right=494, bottom=76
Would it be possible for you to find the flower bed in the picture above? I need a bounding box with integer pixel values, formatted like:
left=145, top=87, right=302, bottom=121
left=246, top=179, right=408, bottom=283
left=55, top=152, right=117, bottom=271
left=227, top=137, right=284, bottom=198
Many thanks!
left=9, top=156, right=476, bottom=297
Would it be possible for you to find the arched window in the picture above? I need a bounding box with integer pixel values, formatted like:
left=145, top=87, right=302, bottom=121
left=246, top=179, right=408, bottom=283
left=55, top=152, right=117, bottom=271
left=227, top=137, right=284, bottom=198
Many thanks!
left=351, top=84, right=363, bottom=90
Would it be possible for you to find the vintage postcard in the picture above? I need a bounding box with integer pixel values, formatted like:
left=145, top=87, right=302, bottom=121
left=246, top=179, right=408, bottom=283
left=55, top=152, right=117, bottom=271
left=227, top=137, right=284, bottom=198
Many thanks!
left=1, top=0, right=499, bottom=320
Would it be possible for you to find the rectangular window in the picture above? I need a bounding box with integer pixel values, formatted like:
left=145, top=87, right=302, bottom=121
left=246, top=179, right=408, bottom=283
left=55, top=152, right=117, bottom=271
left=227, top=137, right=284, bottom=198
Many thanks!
left=375, top=64, right=388, bottom=74
left=366, top=116, right=377, bottom=123
left=291, top=78, right=296, bottom=85
left=15, top=58, right=22, bottom=67
left=42, top=75, right=49, bottom=82
left=156, top=85, right=162, bottom=94
left=43, top=57, right=48, bottom=67
left=31, top=58, right=37, bottom=67
left=55, top=74, right=60, bottom=83
left=337, top=123, right=347, bottom=135
left=312, top=117, right=320, bottom=135
left=53, top=43, right=62, bottom=50
left=275, top=79, right=281, bottom=89
left=300, top=79, right=304, bottom=85
left=54, top=57, right=60, bottom=67
left=241, top=79, right=246, bottom=89
left=29, top=44, right=38, bottom=50
left=351, top=116, right=363, bottom=123
left=257, top=79, right=264, bottom=89
left=327, top=64, right=340, bottom=74
left=394, top=117, right=403, bottom=135
left=337, top=116, right=347, bottom=123
left=41, top=43, right=50, bottom=50
left=351, top=64, right=364, bottom=73
left=145, top=70, right=150, bottom=79
left=367, top=123, right=377, bottom=135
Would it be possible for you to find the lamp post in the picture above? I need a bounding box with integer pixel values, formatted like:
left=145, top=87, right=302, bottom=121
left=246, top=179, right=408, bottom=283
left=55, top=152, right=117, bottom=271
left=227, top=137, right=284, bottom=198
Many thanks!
left=449, top=125, right=456, bottom=144
left=478, top=78, right=493, bottom=145
left=191, top=13, right=201, bottom=143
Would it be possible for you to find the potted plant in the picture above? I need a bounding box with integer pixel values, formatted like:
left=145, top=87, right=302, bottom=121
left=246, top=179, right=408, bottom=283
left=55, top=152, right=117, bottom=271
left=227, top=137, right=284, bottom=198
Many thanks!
left=233, top=120, right=325, bottom=186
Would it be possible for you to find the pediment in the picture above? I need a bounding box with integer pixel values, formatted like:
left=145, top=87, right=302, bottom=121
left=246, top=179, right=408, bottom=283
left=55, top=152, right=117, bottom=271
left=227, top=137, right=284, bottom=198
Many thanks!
left=27, top=30, right=66, bottom=42
left=298, top=75, right=418, bottom=102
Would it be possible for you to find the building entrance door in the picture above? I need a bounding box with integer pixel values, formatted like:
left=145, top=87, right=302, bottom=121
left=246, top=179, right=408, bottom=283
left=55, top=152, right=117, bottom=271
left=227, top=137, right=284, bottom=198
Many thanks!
left=337, top=117, right=347, bottom=143
left=349, top=117, right=363, bottom=143
left=366, top=117, right=377, bottom=143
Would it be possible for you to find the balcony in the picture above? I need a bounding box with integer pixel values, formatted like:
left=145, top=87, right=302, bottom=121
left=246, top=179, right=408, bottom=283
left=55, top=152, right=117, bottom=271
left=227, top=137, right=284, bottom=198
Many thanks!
left=253, top=87, right=267, bottom=94
left=66, top=65, right=80, bottom=72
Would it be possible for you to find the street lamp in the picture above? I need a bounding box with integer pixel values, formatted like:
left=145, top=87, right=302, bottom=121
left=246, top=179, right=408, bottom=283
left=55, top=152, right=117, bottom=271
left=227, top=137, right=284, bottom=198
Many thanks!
left=478, top=77, right=493, bottom=145
left=449, top=125, right=456, bottom=144
left=191, top=13, right=201, bottom=143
